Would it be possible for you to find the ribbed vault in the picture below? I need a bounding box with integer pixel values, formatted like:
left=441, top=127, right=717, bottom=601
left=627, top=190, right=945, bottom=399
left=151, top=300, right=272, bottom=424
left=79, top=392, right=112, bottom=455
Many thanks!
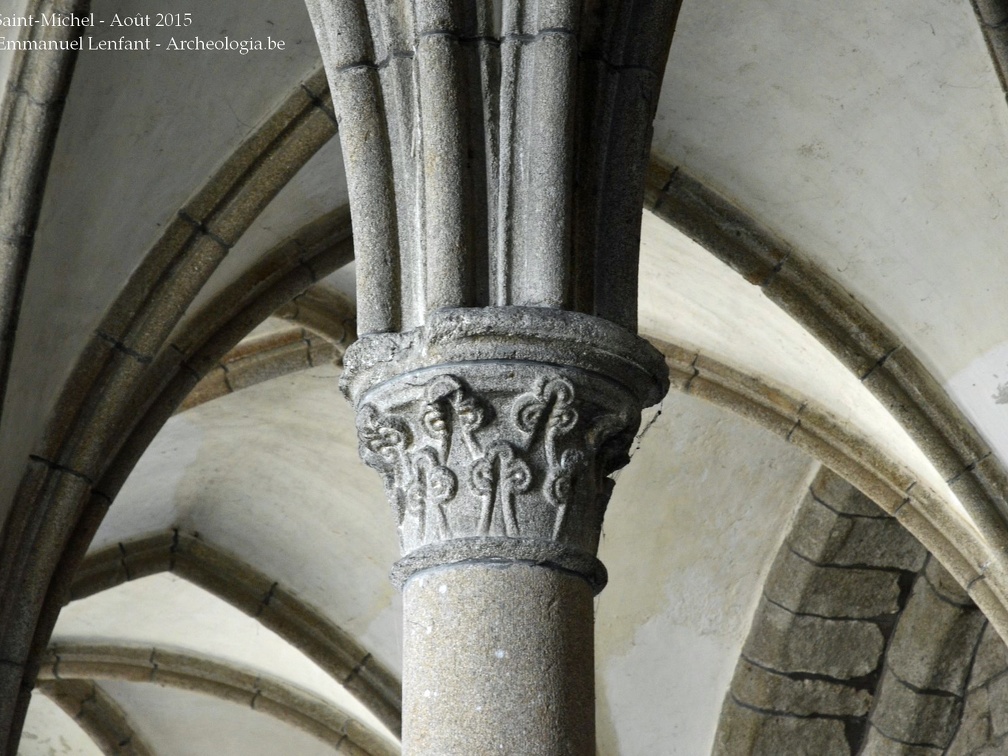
left=38, top=644, right=395, bottom=755
left=71, top=531, right=400, bottom=735
left=39, top=678, right=153, bottom=756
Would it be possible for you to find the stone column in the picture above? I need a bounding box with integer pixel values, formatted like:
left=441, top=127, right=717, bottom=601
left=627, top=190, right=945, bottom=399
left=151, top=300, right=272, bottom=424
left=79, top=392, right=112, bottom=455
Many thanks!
left=402, top=563, right=594, bottom=753
left=307, top=1, right=680, bottom=752
left=341, top=310, right=666, bottom=753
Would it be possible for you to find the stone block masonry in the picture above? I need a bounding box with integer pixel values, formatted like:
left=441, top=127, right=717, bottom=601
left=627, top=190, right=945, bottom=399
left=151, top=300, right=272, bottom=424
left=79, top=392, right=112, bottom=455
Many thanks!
left=714, top=468, right=997, bottom=754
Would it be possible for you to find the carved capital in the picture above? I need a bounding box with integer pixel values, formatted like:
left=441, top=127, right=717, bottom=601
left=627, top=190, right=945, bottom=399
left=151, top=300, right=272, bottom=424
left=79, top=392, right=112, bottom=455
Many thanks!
left=343, top=307, right=669, bottom=590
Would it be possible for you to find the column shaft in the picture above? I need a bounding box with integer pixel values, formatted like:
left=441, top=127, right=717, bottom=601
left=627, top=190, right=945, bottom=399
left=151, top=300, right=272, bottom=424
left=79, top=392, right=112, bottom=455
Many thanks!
left=403, top=563, right=595, bottom=755
left=307, top=1, right=681, bottom=749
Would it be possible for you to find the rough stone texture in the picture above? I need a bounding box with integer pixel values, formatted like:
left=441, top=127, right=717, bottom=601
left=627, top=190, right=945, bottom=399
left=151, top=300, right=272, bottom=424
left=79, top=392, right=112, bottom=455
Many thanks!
left=810, top=471, right=891, bottom=518
left=869, top=673, right=962, bottom=749
left=712, top=468, right=1008, bottom=755
left=788, top=500, right=926, bottom=571
left=885, top=569, right=986, bottom=695
left=0, top=62, right=345, bottom=752
left=987, top=671, right=1008, bottom=739
left=956, top=740, right=1008, bottom=756
left=967, top=625, right=1008, bottom=692
left=859, top=725, right=944, bottom=754
left=308, top=0, right=682, bottom=334
left=339, top=306, right=668, bottom=752
left=924, top=555, right=974, bottom=606
left=274, top=285, right=358, bottom=348
left=353, top=361, right=639, bottom=560
left=743, top=600, right=885, bottom=679
left=340, top=306, right=668, bottom=410
left=716, top=471, right=904, bottom=754
left=340, top=304, right=668, bottom=752
left=178, top=332, right=337, bottom=413
left=949, top=687, right=993, bottom=756
left=0, top=661, right=24, bottom=750
left=342, top=306, right=668, bottom=580
left=713, top=701, right=850, bottom=756
left=402, top=562, right=594, bottom=755
left=645, top=149, right=1008, bottom=543
left=862, top=565, right=1000, bottom=756
left=763, top=545, right=904, bottom=619
left=731, top=659, right=872, bottom=718
left=5, top=1, right=1008, bottom=753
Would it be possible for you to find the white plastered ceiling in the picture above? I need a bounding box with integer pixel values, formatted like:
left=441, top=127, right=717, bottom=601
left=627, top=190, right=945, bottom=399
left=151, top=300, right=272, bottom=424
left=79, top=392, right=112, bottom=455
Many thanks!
left=100, top=681, right=344, bottom=756
left=653, top=0, right=1008, bottom=467
left=18, top=693, right=102, bottom=756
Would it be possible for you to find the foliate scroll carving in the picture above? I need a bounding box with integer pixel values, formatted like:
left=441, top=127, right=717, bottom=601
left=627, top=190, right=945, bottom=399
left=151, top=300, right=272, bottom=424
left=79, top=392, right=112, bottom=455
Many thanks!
left=471, top=441, right=532, bottom=538
left=355, top=364, right=640, bottom=556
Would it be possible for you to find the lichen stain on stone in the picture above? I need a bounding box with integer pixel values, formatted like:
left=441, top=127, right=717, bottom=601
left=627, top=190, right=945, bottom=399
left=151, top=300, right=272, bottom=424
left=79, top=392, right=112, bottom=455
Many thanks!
left=992, top=382, right=1008, bottom=405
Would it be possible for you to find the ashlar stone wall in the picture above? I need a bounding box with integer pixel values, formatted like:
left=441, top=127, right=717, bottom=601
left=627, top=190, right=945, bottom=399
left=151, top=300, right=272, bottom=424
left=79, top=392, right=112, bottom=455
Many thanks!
left=715, top=468, right=1003, bottom=755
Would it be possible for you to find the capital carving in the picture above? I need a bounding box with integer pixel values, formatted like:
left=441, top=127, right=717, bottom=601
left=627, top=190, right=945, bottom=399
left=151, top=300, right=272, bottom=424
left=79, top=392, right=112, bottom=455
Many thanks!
left=358, top=366, right=637, bottom=551
left=343, top=307, right=669, bottom=590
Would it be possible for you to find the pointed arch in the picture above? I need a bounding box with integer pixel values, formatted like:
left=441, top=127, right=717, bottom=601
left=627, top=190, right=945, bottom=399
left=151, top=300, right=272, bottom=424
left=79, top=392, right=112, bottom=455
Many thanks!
left=70, top=531, right=401, bottom=736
